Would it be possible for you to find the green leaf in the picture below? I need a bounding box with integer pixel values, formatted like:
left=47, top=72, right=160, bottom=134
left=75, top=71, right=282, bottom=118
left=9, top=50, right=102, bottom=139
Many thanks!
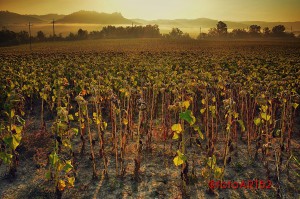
left=49, top=152, right=59, bottom=166
left=71, top=128, right=79, bottom=135
left=0, top=152, right=13, bottom=164
left=45, top=171, right=51, bottom=180
left=179, top=110, right=196, bottom=125
left=58, top=122, right=68, bottom=131
left=237, top=120, right=245, bottom=132
left=63, top=160, right=73, bottom=173
left=207, top=155, right=216, bottom=169
left=3, top=134, right=21, bottom=150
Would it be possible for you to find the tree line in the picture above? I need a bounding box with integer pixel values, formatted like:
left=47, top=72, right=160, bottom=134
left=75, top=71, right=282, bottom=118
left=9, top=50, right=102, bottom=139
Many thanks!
left=199, top=21, right=295, bottom=39
left=0, top=22, right=298, bottom=46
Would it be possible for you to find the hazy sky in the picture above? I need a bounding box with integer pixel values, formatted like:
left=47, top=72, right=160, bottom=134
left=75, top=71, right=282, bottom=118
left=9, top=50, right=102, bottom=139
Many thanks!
left=0, top=0, right=299, bottom=21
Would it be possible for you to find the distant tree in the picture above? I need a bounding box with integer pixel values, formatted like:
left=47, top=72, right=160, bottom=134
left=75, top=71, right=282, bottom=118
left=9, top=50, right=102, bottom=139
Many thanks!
left=169, top=28, right=184, bottom=38
left=217, top=21, right=227, bottom=35
left=249, top=25, right=261, bottom=34
left=208, top=28, right=218, bottom=37
left=272, top=25, right=285, bottom=35
left=164, top=28, right=191, bottom=40
left=197, top=32, right=207, bottom=40
left=0, top=28, right=16, bottom=43
left=231, top=29, right=248, bottom=38
left=66, top=32, right=76, bottom=40
left=16, top=31, right=29, bottom=43
left=36, top=31, right=46, bottom=41
left=77, top=28, right=88, bottom=39
left=263, top=27, right=271, bottom=36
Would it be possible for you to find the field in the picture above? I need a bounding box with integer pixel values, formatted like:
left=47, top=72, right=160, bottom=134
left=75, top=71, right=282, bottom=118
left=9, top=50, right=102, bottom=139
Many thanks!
left=0, top=39, right=300, bottom=199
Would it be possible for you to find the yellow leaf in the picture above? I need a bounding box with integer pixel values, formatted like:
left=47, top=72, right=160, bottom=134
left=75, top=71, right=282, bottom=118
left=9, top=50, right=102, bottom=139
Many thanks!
left=173, top=156, right=184, bottom=166
left=261, top=113, right=271, bottom=121
left=102, top=122, right=107, bottom=130
left=68, top=114, right=74, bottom=121
left=212, top=97, right=216, bottom=102
left=123, top=118, right=128, bottom=125
left=58, top=180, right=66, bottom=191
left=67, top=177, right=75, bottom=187
left=171, top=124, right=182, bottom=133
left=201, top=99, right=206, bottom=105
left=15, top=126, right=23, bottom=134
left=254, top=118, right=261, bottom=126
left=10, top=109, right=15, bottom=118
left=200, top=108, right=206, bottom=114
left=172, top=132, right=179, bottom=140
left=233, top=112, right=239, bottom=119
left=75, top=112, right=79, bottom=117
left=58, top=162, right=64, bottom=171
left=182, top=101, right=190, bottom=109
left=11, top=124, right=16, bottom=131
left=96, top=119, right=101, bottom=125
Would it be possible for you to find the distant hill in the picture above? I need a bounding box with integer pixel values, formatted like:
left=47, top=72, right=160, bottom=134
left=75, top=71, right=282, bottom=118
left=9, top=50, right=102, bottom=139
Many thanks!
left=0, top=11, right=43, bottom=24
left=56, top=10, right=133, bottom=24
left=27, top=14, right=65, bottom=22
left=1, top=10, right=299, bottom=32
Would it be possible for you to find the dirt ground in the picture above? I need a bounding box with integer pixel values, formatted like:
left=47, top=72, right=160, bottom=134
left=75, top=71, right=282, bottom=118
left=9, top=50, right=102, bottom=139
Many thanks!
left=0, top=114, right=299, bottom=199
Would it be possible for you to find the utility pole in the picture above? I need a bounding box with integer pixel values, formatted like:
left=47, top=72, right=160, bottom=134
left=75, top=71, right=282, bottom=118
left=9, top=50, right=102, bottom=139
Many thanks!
left=200, top=27, right=202, bottom=38
left=52, top=19, right=55, bottom=41
left=28, top=22, right=32, bottom=51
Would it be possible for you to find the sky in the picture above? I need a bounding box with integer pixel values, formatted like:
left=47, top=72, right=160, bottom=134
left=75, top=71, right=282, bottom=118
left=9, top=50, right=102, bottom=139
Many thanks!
left=0, top=0, right=300, bottom=21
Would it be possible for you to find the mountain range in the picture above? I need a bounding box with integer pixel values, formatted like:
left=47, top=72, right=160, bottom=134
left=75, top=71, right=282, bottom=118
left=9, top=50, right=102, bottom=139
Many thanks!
left=1, top=10, right=299, bottom=31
